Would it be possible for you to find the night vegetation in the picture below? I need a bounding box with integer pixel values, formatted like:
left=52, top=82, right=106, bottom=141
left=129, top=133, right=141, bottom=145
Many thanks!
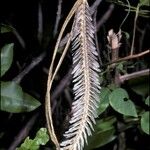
left=0, top=0, right=149, bottom=150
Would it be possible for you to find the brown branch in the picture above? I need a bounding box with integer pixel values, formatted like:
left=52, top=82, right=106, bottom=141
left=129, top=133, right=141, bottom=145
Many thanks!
left=51, top=68, right=72, bottom=101
left=108, top=49, right=150, bottom=65
left=93, top=10, right=102, bottom=65
left=119, top=69, right=150, bottom=83
left=90, top=0, right=103, bottom=15
left=136, top=25, right=147, bottom=52
left=97, top=4, right=115, bottom=30
left=6, top=23, right=26, bottom=49
left=118, top=132, right=126, bottom=150
left=8, top=113, right=39, bottom=150
left=59, top=33, right=70, bottom=49
left=13, top=52, right=46, bottom=83
left=51, top=68, right=72, bottom=112
left=37, top=2, right=43, bottom=43
left=53, top=0, right=63, bottom=37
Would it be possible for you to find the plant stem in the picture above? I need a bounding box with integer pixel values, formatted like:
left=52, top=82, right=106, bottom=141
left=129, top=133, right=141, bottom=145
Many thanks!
left=97, top=4, right=114, bottom=30
left=13, top=52, right=46, bottom=83
left=8, top=113, right=39, bottom=150
left=119, top=69, right=149, bottom=83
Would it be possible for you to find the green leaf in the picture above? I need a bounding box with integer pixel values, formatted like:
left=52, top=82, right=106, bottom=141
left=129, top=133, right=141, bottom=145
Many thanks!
left=0, top=43, right=14, bottom=77
left=109, top=88, right=138, bottom=117
left=98, top=88, right=111, bottom=115
left=0, top=81, right=41, bottom=113
left=85, top=117, right=117, bottom=150
left=145, top=96, right=150, bottom=106
left=17, top=128, right=49, bottom=150
left=141, top=111, right=150, bottom=134
left=140, top=0, right=150, bottom=6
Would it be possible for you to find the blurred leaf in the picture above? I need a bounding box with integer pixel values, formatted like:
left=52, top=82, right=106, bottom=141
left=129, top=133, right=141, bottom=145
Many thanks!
left=139, top=9, right=150, bottom=18
left=124, top=7, right=150, bottom=18
left=0, top=24, right=13, bottom=33
left=141, top=111, right=150, bottom=134
left=0, top=43, right=14, bottom=77
left=16, top=137, right=39, bottom=150
left=128, top=76, right=149, bottom=97
left=145, top=96, right=150, bottom=106
left=98, top=88, right=111, bottom=115
left=139, top=0, right=150, bottom=6
left=107, top=84, right=117, bottom=91
left=96, top=117, right=117, bottom=130
left=123, top=31, right=130, bottom=39
left=85, top=128, right=116, bottom=149
left=34, top=128, right=49, bottom=145
left=117, top=63, right=123, bottom=71
left=85, top=117, right=117, bottom=150
left=17, top=128, right=49, bottom=150
left=109, top=88, right=137, bottom=117
left=116, top=62, right=126, bottom=74
left=0, top=81, right=41, bottom=113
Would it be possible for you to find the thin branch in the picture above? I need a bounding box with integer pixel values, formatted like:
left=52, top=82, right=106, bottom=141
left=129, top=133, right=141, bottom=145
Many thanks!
left=130, top=5, right=139, bottom=55
left=53, top=0, right=63, bottom=37
left=13, top=52, right=46, bottom=83
left=90, top=0, right=103, bottom=15
left=49, top=36, right=71, bottom=112
left=118, top=132, right=126, bottom=150
left=136, top=24, right=148, bottom=52
left=119, top=69, right=150, bottom=83
left=51, top=68, right=72, bottom=101
left=12, top=27, right=26, bottom=49
left=97, top=4, right=115, bottom=30
left=93, top=10, right=102, bottom=65
left=37, top=2, right=43, bottom=43
left=6, top=22, right=26, bottom=49
left=51, top=36, right=71, bottom=83
left=108, top=49, right=150, bottom=65
left=59, top=33, right=70, bottom=48
left=8, top=113, right=39, bottom=150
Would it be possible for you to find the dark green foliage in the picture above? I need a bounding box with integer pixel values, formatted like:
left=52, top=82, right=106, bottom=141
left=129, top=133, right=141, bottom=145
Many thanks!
left=0, top=43, right=14, bottom=77
left=0, top=43, right=41, bottom=113
left=1, top=81, right=41, bottom=113
left=109, top=88, right=137, bottom=117
left=141, top=112, right=149, bottom=134
left=0, top=0, right=149, bottom=149
left=85, top=117, right=117, bottom=149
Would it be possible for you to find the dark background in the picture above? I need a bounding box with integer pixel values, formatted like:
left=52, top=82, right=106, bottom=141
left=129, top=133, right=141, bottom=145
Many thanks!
left=0, top=0, right=149, bottom=149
